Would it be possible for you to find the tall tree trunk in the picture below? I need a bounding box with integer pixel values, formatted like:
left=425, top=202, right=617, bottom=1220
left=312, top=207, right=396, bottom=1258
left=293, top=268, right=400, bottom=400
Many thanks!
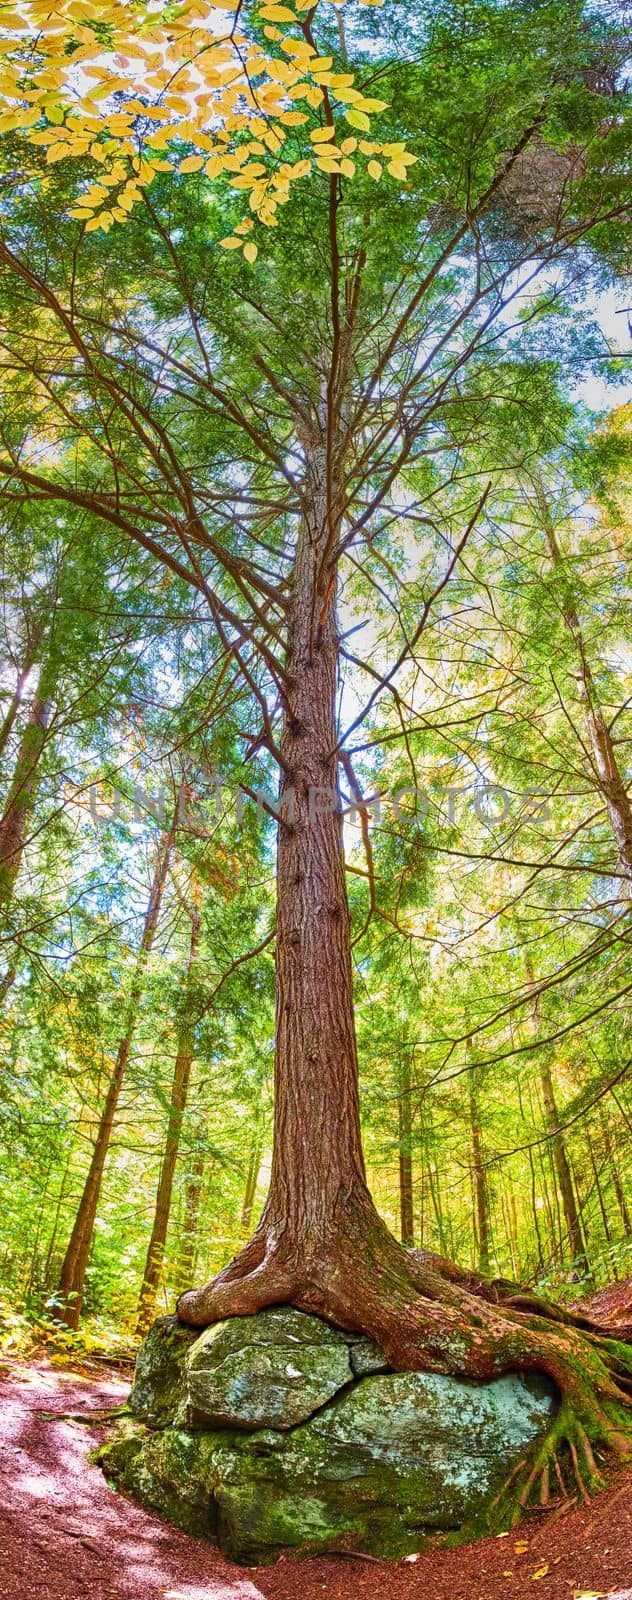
left=536, top=480, right=632, bottom=890
left=397, top=1042, right=415, bottom=1248
left=0, top=619, right=45, bottom=764
left=524, top=952, right=589, bottom=1276
left=57, top=792, right=180, bottom=1327
left=538, top=1054, right=589, bottom=1276
left=241, top=1126, right=263, bottom=1237
left=136, top=889, right=201, bottom=1336
left=0, top=651, right=57, bottom=912
left=467, top=1043, right=491, bottom=1275
left=177, top=460, right=632, bottom=1493
left=179, top=459, right=381, bottom=1322
left=176, top=1123, right=207, bottom=1291
left=602, top=1116, right=631, bottom=1236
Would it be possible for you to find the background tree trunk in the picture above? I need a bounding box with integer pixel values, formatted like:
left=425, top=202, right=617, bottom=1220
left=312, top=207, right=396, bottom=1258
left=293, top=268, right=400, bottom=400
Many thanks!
left=538, top=1054, right=590, bottom=1276
left=176, top=1123, right=207, bottom=1291
left=136, top=888, right=201, bottom=1336
left=0, top=651, right=57, bottom=913
left=536, top=479, right=632, bottom=890
left=397, top=1041, right=415, bottom=1248
left=468, top=1048, right=491, bottom=1275
left=56, top=791, right=181, bottom=1327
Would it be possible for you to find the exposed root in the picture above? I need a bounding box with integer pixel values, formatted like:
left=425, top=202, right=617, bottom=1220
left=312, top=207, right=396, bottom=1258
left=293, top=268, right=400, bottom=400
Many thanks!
left=491, top=1392, right=630, bottom=1528
left=176, top=1204, right=632, bottom=1532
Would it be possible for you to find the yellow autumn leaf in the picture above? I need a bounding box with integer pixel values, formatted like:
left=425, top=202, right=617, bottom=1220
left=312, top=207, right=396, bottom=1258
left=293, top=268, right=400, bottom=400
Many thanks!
left=345, top=109, right=371, bottom=131
left=243, top=240, right=258, bottom=262
left=354, top=96, right=388, bottom=112
left=218, top=235, right=242, bottom=249
left=514, top=1541, right=530, bottom=1554
left=258, top=4, right=296, bottom=17
left=179, top=154, right=205, bottom=172
left=340, top=157, right=355, bottom=177
left=84, top=216, right=103, bottom=232
left=531, top=1565, right=550, bottom=1581
left=368, top=159, right=382, bottom=180
left=387, top=160, right=409, bottom=180
left=310, top=125, right=336, bottom=143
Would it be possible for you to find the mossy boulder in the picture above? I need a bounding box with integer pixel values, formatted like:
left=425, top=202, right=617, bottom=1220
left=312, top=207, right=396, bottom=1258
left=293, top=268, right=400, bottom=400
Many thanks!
left=186, top=1305, right=353, bottom=1429
left=128, top=1314, right=198, bottom=1424
left=102, top=1305, right=557, bottom=1565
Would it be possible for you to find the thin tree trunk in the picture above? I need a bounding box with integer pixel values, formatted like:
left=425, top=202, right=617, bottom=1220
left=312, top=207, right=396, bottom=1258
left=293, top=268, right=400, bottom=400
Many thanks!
left=57, top=791, right=181, bottom=1327
left=467, top=1044, right=491, bottom=1275
left=136, top=889, right=201, bottom=1336
left=0, top=964, right=16, bottom=1005
left=0, top=619, right=45, bottom=764
left=176, top=1124, right=207, bottom=1291
left=524, top=952, right=589, bottom=1275
left=241, top=1127, right=263, bottom=1237
left=397, top=1043, right=415, bottom=1248
left=536, top=480, right=632, bottom=889
left=0, top=652, right=57, bottom=912
left=539, top=1054, right=589, bottom=1274
left=602, top=1117, right=631, bottom=1236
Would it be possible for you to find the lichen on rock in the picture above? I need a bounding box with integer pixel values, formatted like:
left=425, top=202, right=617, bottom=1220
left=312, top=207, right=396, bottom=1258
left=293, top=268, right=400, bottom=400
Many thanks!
left=185, top=1305, right=354, bottom=1429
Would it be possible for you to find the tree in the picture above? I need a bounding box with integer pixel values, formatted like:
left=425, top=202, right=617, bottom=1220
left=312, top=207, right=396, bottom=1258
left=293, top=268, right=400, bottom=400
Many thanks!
left=2, top=0, right=632, bottom=1510
left=136, top=876, right=202, bottom=1335
left=56, top=782, right=182, bottom=1327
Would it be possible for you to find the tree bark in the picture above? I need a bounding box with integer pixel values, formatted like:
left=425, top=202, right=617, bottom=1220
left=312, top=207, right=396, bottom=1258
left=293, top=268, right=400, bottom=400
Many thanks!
left=538, top=1053, right=590, bottom=1277
left=468, top=1042, right=491, bottom=1275
left=536, top=479, right=632, bottom=892
left=177, top=456, right=632, bottom=1509
left=0, top=650, right=57, bottom=913
left=136, top=888, right=201, bottom=1336
left=0, top=621, right=44, bottom=763
left=176, top=1122, right=207, bottom=1291
left=56, top=790, right=181, bottom=1327
left=397, top=1042, right=415, bottom=1248
left=241, top=1125, right=263, bottom=1237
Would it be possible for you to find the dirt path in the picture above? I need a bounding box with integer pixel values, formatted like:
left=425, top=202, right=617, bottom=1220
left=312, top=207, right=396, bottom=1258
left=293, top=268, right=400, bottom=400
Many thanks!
left=1, top=1359, right=631, bottom=1600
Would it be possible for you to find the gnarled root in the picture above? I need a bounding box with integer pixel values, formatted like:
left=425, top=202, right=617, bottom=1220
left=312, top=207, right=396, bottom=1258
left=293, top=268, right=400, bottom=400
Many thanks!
left=490, top=1392, right=630, bottom=1526
left=176, top=1200, right=632, bottom=1529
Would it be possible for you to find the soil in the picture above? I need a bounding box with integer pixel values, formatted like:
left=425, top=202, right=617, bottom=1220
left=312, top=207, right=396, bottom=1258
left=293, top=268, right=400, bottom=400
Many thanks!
left=0, top=1358, right=631, bottom=1600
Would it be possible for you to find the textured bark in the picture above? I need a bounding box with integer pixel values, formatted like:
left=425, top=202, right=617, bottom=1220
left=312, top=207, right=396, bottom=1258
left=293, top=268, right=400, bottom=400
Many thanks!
left=0, top=964, right=16, bottom=1005
left=136, top=891, right=201, bottom=1336
left=57, top=793, right=180, bottom=1327
left=177, top=453, right=632, bottom=1511
left=176, top=1125, right=207, bottom=1291
left=537, top=481, right=632, bottom=892
left=0, top=621, right=44, bottom=763
left=241, top=1127, right=263, bottom=1237
left=397, top=1046, right=415, bottom=1248
left=468, top=1044, right=491, bottom=1275
left=0, top=650, right=57, bottom=913
left=539, top=1054, right=590, bottom=1276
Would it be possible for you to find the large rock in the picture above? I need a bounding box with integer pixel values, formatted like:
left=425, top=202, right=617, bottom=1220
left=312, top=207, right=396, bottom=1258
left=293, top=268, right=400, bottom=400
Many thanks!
left=186, top=1306, right=353, bottom=1429
left=100, top=1305, right=557, bottom=1565
left=128, top=1314, right=198, bottom=1424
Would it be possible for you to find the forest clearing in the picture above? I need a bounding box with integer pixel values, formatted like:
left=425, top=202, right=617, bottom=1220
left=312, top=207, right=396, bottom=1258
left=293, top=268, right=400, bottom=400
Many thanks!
left=1, top=0, right=632, bottom=1593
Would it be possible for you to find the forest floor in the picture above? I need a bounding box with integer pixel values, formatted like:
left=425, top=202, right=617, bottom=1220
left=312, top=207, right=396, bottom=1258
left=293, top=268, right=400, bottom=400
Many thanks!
left=1, top=1358, right=631, bottom=1600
